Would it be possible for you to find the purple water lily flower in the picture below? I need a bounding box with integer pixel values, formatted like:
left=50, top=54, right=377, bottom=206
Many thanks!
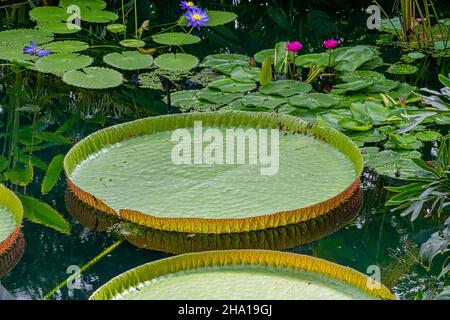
left=179, top=1, right=197, bottom=10
left=184, top=7, right=209, bottom=30
left=23, top=41, right=51, bottom=57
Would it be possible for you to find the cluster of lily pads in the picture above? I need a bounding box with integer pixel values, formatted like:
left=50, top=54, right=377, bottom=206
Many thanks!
left=0, top=0, right=237, bottom=89
left=163, top=42, right=450, bottom=180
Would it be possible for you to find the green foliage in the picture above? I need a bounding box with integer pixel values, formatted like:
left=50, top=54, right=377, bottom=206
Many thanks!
left=103, top=51, right=153, bottom=70
left=154, top=53, right=199, bottom=72
left=152, top=33, right=201, bottom=46
left=41, top=154, right=65, bottom=195
left=35, top=53, right=93, bottom=76
left=18, top=195, right=71, bottom=235
left=62, top=67, right=124, bottom=89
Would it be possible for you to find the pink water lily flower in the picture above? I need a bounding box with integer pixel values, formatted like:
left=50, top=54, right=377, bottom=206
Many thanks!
left=285, top=41, right=303, bottom=54
left=323, top=39, right=339, bottom=50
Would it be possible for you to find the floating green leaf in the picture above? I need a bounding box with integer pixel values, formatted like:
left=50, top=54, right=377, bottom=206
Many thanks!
left=37, top=22, right=81, bottom=34
left=259, top=80, right=312, bottom=97
left=241, top=93, right=287, bottom=110
left=152, top=32, right=201, bottom=46
left=107, top=23, right=126, bottom=33
left=154, top=53, right=199, bottom=72
left=205, top=10, right=237, bottom=27
left=387, top=64, right=418, bottom=75
left=0, top=29, right=53, bottom=47
left=208, top=78, right=256, bottom=93
left=288, top=93, right=340, bottom=109
left=62, top=67, right=124, bottom=89
left=35, top=53, right=93, bottom=76
left=230, top=65, right=260, bottom=83
left=29, top=6, right=69, bottom=22
left=120, top=39, right=145, bottom=48
left=197, top=88, right=243, bottom=105
left=59, top=0, right=106, bottom=9
left=42, top=40, right=89, bottom=53
left=103, top=51, right=153, bottom=70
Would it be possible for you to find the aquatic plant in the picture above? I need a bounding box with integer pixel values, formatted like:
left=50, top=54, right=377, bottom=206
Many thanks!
left=323, top=39, right=339, bottom=50
left=90, top=250, right=395, bottom=300
left=183, top=7, right=209, bottom=30
left=285, top=41, right=303, bottom=54
left=0, top=1, right=237, bottom=90
left=23, top=41, right=51, bottom=57
left=64, top=112, right=363, bottom=234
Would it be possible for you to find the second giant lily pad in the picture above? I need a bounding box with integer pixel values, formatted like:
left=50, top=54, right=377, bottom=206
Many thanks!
left=90, top=250, right=395, bottom=300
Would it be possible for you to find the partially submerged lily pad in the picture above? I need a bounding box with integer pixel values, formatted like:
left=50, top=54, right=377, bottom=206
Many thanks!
left=62, top=67, right=124, bottom=89
left=90, top=250, right=394, bottom=300
left=64, top=112, right=363, bottom=234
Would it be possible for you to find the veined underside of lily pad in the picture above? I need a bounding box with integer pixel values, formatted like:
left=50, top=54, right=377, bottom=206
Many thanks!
left=65, top=188, right=363, bottom=254
left=0, top=184, right=23, bottom=258
left=64, top=112, right=363, bottom=234
left=0, top=233, right=25, bottom=279
left=90, top=250, right=395, bottom=300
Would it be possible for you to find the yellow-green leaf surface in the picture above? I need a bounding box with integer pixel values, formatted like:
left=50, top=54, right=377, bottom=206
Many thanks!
left=90, top=250, right=395, bottom=300
left=65, top=112, right=363, bottom=234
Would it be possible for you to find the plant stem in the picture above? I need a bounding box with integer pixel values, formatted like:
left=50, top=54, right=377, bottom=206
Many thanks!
left=42, top=239, right=124, bottom=300
left=134, top=0, right=138, bottom=38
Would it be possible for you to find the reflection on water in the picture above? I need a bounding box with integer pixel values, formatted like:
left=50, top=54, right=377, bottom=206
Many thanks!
left=65, top=188, right=363, bottom=254
left=0, top=172, right=444, bottom=300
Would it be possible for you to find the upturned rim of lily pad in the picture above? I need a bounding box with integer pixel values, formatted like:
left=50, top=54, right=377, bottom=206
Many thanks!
left=89, top=249, right=395, bottom=300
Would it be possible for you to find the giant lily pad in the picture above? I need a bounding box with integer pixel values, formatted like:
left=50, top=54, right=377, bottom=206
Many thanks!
left=90, top=250, right=395, bottom=300
left=103, top=51, right=153, bottom=70
left=35, top=53, right=93, bottom=76
left=152, top=32, right=201, bottom=46
left=154, top=53, right=199, bottom=72
left=64, top=112, right=363, bottom=234
left=62, top=67, right=124, bottom=89
left=0, top=184, right=23, bottom=259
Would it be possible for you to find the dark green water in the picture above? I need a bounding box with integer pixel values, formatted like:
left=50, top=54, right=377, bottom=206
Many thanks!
left=0, top=171, right=445, bottom=300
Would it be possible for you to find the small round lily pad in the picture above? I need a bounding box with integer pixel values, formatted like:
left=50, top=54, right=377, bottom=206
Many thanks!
left=62, top=67, right=124, bottom=89
left=152, top=32, right=201, bottom=46
left=35, top=53, right=93, bottom=76
left=154, top=53, right=199, bottom=72
left=120, top=39, right=146, bottom=48
left=103, top=51, right=153, bottom=70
